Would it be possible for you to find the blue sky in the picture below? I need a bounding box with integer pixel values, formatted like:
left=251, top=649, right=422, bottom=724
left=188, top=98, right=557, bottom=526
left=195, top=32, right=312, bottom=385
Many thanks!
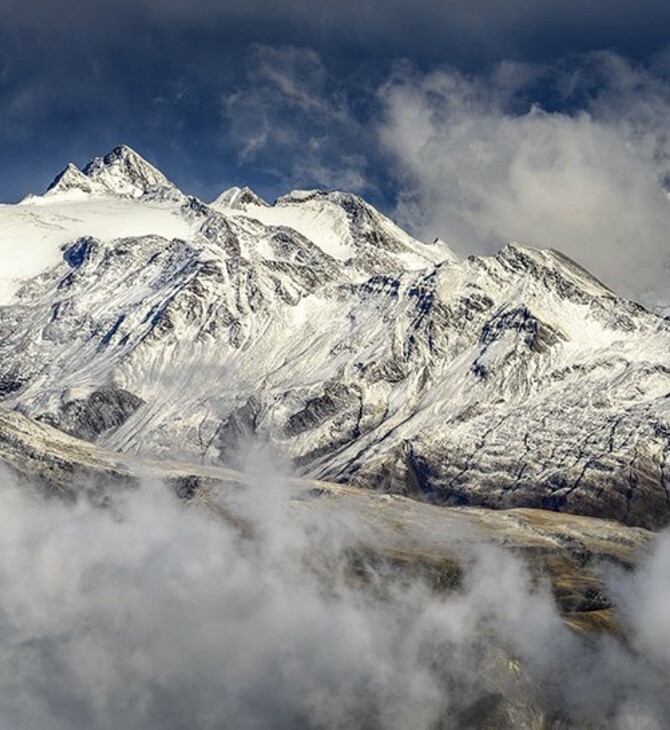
left=3, top=0, right=670, bottom=291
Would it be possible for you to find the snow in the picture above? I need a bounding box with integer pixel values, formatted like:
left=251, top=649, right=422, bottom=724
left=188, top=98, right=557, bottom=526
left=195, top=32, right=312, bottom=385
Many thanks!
left=225, top=199, right=356, bottom=261
left=211, top=186, right=268, bottom=210
left=214, top=189, right=455, bottom=268
left=0, top=197, right=192, bottom=304
left=212, top=187, right=246, bottom=209
left=82, top=144, right=174, bottom=198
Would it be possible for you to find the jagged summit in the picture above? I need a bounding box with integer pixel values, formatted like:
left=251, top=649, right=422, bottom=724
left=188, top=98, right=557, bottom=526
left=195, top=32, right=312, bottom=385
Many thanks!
left=46, top=163, right=108, bottom=197
left=43, top=144, right=177, bottom=201
left=495, top=242, right=617, bottom=298
left=82, top=144, right=175, bottom=199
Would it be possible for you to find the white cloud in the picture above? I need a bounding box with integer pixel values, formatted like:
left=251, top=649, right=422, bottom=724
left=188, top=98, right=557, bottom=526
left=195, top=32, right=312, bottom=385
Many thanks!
left=379, top=53, right=670, bottom=295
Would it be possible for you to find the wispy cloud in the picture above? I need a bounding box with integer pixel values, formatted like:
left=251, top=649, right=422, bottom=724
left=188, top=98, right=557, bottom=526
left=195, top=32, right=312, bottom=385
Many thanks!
left=222, top=45, right=370, bottom=193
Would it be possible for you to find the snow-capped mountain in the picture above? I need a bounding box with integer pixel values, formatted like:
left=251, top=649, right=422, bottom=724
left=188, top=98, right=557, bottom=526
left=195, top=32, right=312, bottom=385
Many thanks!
left=2, top=145, right=670, bottom=529
left=42, top=144, right=178, bottom=200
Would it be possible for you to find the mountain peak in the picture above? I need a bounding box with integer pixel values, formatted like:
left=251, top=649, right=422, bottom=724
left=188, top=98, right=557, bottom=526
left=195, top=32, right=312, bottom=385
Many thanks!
left=45, top=163, right=101, bottom=196
left=5, top=158, right=670, bottom=532
left=41, top=145, right=178, bottom=201
left=108, top=143, right=137, bottom=158
left=498, top=242, right=616, bottom=296
left=211, top=186, right=268, bottom=211
left=81, top=144, right=175, bottom=199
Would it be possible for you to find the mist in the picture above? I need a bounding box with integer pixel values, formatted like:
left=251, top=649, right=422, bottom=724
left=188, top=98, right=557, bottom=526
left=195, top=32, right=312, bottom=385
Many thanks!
left=0, top=454, right=668, bottom=729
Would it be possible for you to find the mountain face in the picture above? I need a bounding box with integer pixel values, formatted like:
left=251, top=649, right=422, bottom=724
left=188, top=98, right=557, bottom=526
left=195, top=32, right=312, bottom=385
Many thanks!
left=2, top=146, right=670, bottom=529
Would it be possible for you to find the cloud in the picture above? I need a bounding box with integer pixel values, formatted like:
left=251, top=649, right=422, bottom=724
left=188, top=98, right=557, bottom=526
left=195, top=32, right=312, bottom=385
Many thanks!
left=3, top=0, right=670, bottom=208
left=378, top=53, right=670, bottom=294
left=613, top=529, right=670, bottom=671
left=4, top=0, right=670, bottom=63
left=0, top=454, right=670, bottom=728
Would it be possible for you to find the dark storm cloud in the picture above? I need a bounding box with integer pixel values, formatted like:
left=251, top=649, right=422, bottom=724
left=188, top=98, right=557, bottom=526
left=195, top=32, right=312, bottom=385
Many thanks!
left=2, top=0, right=670, bottom=200
left=4, top=0, right=670, bottom=61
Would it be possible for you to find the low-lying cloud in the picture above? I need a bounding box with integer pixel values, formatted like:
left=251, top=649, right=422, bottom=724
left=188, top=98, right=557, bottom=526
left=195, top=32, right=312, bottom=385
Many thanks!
left=0, top=457, right=669, bottom=728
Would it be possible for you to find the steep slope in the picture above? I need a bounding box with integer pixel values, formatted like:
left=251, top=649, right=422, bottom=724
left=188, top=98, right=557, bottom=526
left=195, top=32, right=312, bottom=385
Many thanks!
left=2, top=146, right=670, bottom=528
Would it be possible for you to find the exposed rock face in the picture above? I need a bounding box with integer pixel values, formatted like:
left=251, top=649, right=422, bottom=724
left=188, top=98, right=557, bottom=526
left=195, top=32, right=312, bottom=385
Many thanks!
left=41, top=386, right=144, bottom=441
left=3, top=146, right=670, bottom=528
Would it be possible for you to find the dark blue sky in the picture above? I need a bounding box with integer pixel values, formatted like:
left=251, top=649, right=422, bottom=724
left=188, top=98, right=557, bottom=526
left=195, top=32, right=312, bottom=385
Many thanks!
left=2, top=0, right=670, bottom=208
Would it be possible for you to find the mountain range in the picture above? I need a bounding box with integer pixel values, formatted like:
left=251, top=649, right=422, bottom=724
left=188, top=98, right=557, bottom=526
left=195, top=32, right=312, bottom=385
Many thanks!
left=2, top=144, right=670, bottom=529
